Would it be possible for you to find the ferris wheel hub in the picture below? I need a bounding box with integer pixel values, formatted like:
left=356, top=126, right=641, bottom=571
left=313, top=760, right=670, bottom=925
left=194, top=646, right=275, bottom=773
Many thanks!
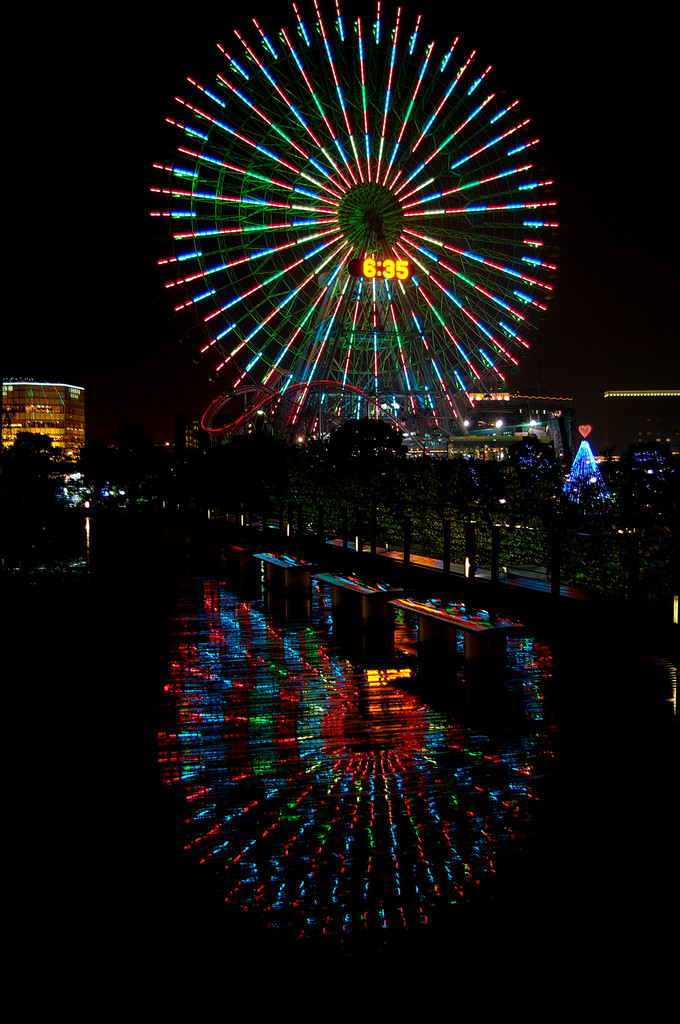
left=338, top=182, right=404, bottom=252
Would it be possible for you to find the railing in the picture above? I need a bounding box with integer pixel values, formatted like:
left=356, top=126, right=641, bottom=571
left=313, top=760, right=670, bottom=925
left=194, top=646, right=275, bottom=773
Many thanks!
left=221, top=503, right=674, bottom=607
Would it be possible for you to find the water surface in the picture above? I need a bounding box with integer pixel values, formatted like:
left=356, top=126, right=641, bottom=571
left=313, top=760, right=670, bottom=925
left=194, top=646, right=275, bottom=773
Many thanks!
left=158, top=572, right=556, bottom=954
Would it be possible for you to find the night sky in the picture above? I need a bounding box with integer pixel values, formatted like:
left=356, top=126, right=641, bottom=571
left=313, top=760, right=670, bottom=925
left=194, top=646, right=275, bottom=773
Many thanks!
left=8, top=1, right=677, bottom=451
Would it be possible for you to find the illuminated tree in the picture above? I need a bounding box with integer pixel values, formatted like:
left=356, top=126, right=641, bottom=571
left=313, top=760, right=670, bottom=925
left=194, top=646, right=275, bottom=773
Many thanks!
left=563, top=439, right=611, bottom=509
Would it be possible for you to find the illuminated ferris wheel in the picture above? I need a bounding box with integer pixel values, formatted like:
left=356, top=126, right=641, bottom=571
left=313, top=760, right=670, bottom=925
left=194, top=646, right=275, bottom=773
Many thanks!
left=152, top=0, right=557, bottom=438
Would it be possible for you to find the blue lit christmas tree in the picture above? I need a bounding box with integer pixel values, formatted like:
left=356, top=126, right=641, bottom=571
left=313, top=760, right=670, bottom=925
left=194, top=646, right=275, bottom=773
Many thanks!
left=564, top=427, right=611, bottom=508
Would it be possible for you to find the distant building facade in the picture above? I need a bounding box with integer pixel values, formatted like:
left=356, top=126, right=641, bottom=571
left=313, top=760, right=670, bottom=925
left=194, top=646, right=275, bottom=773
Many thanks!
left=604, top=390, right=680, bottom=454
left=445, top=393, right=576, bottom=462
left=2, top=380, right=85, bottom=457
left=174, top=413, right=209, bottom=452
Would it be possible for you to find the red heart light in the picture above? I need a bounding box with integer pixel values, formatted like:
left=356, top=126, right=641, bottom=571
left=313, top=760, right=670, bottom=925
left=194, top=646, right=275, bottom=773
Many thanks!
left=578, top=424, right=592, bottom=438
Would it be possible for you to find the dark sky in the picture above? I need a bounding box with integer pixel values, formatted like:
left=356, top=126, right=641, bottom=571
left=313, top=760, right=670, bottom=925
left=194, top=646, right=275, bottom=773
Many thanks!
left=7, top=2, right=677, bottom=451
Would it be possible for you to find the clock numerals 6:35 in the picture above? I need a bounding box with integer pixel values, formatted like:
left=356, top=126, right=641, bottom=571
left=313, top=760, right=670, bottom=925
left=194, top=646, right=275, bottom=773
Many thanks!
left=348, top=257, right=411, bottom=280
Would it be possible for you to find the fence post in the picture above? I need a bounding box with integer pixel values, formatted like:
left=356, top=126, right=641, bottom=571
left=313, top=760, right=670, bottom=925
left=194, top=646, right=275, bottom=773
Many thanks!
left=464, top=521, right=477, bottom=580
left=626, top=529, right=640, bottom=601
left=403, top=516, right=411, bottom=567
left=370, top=508, right=377, bottom=558
left=550, top=527, right=561, bottom=597
left=491, top=523, right=501, bottom=584
left=442, top=519, right=451, bottom=578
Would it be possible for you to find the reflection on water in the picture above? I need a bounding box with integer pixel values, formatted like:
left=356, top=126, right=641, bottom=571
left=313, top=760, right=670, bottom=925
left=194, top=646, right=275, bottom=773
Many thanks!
left=159, top=574, right=555, bottom=949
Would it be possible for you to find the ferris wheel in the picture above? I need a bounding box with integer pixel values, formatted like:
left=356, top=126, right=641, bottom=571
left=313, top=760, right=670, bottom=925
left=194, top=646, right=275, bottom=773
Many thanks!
left=152, top=0, right=557, bottom=438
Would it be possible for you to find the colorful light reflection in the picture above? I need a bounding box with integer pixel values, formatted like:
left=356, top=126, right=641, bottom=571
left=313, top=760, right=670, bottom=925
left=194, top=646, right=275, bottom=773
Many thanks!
left=158, top=578, right=554, bottom=945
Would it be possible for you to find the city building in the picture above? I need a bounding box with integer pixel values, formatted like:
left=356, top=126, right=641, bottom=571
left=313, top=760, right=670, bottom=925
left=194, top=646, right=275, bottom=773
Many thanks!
left=2, top=380, right=85, bottom=457
left=604, top=390, right=680, bottom=454
left=445, top=392, right=576, bottom=462
left=174, top=413, right=210, bottom=452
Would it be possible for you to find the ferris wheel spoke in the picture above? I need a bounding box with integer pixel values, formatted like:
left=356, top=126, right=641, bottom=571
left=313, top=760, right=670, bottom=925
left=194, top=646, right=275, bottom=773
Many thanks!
left=171, top=97, right=342, bottom=198
left=304, top=0, right=354, bottom=180
left=262, top=291, right=329, bottom=389
left=383, top=49, right=429, bottom=187
left=280, top=27, right=356, bottom=189
left=162, top=144, right=340, bottom=205
left=410, top=278, right=483, bottom=384
left=402, top=162, right=535, bottom=209
left=372, top=5, right=402, bottom=184
left=409, top=49, right=477, bottom=158
left=231, top=25, right=329, bottom=159
left=430, top=278, right=518, bottom=377
left=246, top=255, right=346, bottom=379
left=403, top=92, right=498, bottom=199
left=396, top=235, right=533, bottom=367
left=401, top=227, right=552, bottom=299
left=190, top=71, right=313, bottom=168
left=163, top=226, right=341, bottom=292
left=441, top=236, right=554, bottom=295
left=200, top=232, right=344, bottom=335
left=449, top=116, right=534, bottom=173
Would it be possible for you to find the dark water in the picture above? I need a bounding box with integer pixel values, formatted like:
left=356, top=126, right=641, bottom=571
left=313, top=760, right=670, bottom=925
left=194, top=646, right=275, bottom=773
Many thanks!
left=153, top=560, right=677, bottom=988
left=159, top=573, right=556, bottom=955
left=5, top=524, right=676, bottom=998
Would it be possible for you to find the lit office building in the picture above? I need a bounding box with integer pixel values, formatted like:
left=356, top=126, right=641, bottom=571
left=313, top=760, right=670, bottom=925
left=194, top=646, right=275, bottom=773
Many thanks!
left=2, top=380, right=85, bottom=457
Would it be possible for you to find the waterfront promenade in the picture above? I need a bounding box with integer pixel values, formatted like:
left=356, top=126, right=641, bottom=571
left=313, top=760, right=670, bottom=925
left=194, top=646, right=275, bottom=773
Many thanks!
left=224, top=512, right=678, bottom=665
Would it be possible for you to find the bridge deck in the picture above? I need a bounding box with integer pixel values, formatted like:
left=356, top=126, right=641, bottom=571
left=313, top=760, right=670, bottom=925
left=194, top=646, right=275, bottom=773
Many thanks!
left=312, top=572, right=401, bottom=597
left=390, top=596, right=522, bottom=634
left=254, top=552, right=316, bottom=570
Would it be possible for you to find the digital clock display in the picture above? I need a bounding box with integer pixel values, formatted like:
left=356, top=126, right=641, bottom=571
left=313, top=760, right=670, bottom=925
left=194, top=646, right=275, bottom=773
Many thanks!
left=348, top=256, right=411, bottom=281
